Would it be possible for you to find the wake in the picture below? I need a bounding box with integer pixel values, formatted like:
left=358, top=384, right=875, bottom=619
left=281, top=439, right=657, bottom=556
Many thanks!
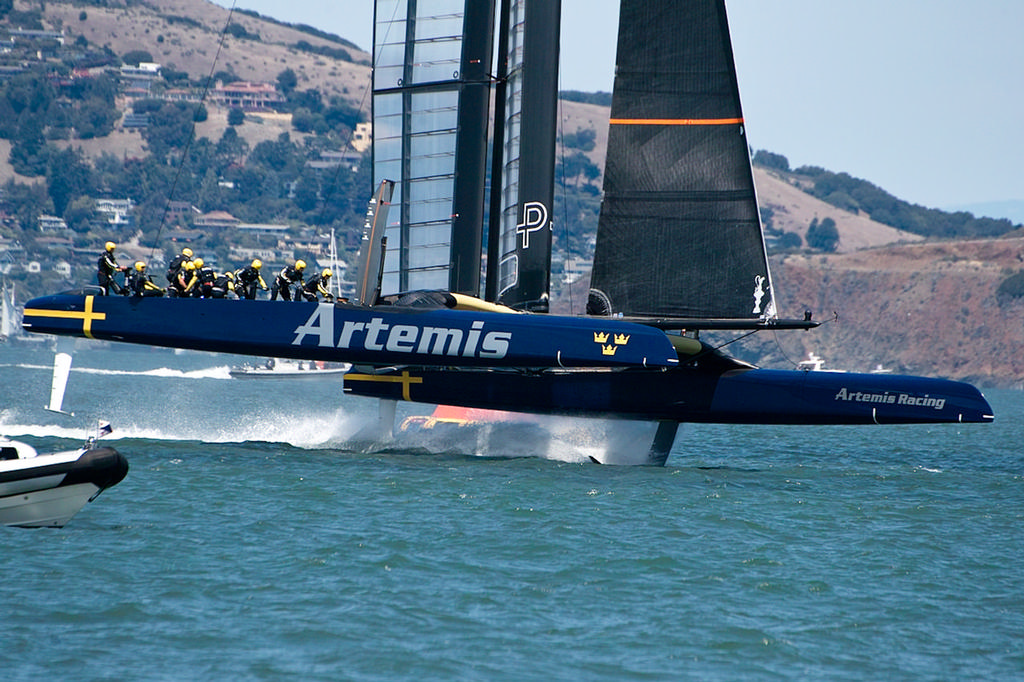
left=0, top=407, right=377, bottom=450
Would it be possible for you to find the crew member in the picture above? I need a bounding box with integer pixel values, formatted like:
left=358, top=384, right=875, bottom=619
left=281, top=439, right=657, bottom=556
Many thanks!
left=96, top=241, right=127, bottom=295
left=165, top=247, right=193, bottom=287
left=234, top=259, right=268, bottom=300
left=210, top=270, right=235, bottom=299
left=126, top=261, right=165, bottom=297
left=169, top=260, right=194, bottom=298
left=184, top=257, right=216, bottom=298
left=270, top=260, right=306, bottom=301
left=299, top=268, right=334, bottom=302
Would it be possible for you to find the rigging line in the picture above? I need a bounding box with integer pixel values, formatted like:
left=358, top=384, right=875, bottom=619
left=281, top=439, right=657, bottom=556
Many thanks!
left=676, top=329, right=763, bottom=367
left=772, top=310, right=840, bottom=369
left=148, top=0, right=239, bottom=261
left=315, top=0, right=402, bottom=234
left=555, top=76, right=574, bottom=314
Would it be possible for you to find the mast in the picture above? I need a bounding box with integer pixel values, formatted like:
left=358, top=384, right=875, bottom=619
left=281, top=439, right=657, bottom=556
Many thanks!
left=373, top=0, right=496, bottom=296
left=588, top=0, right=775, bottom=321
left=485, top=0, right=561, bottom=311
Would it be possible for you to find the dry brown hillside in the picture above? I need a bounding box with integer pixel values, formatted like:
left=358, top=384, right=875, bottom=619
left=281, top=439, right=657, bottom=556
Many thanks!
left=761, top=238, right=1024, bottom=384
left=43, top=0, right=370, bottom=101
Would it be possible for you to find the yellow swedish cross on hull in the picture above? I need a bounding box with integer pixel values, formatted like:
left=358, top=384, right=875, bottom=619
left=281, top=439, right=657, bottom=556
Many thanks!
left=345, top=371, right=424, bottom=401
left=23, top=295, right=106, bottom=339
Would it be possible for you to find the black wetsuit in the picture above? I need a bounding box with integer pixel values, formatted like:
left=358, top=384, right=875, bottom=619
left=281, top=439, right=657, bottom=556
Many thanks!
left=234, top=266, right=267, bottom=300
left=188, top=264, right=217, bottom=298
left=166, top=254, right=192, bottom=283
left=97, top=251, right=125, bottom=295
left=210, top=273, right=234, bottom=298
left=299, top=274, right=333, bottom=302
left=271, top=266, right=304, bottom=301
left=127, top=269, right=164, bottom=297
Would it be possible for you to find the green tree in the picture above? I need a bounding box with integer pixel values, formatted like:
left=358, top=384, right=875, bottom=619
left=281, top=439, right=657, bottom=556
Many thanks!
left=215, top=126, right=249, bottom=167
left=562, top=128, right=596, bottom=151
left=72, top=101, right=120, bottom=139
left=47, top=148, right=93, bottom=216
left=227, top=107, right=245, bottom=126
left=753, top=150, right=790, bottom=172
left=291, top=108, right=315, bottom=133
left=293, top=167, right=320, bottom=212
left=997, top=271, right=1024, bottom=302
left=776, top=231, right=803, bottom=250
left=64, top=196, right=98, bottom=233
left=806, top=217, right=840, bottom=252
left=9, top=115, right=50, bottom=176
left=3, top=179, right=53, bottom=231
left=122, top=50, right=154, bottom=66
left=277, top=68, right=298, bottom=96
left=143, top=102, right=196, bottom=157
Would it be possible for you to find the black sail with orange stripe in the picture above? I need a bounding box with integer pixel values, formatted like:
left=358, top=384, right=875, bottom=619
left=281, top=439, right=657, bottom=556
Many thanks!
left=589, top=0, right=775, bottom=321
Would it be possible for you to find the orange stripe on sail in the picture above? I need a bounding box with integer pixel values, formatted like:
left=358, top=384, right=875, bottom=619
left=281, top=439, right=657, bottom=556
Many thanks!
left=609, top=117, right=744, bottom=126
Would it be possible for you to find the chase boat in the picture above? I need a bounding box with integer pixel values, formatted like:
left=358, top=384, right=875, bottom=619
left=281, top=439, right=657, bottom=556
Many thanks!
left=0, top=432, right=128, bottom=528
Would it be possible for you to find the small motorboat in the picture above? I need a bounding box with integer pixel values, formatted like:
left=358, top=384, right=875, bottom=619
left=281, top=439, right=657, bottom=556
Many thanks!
left=0, top=426, right=128, bottom=528
left=229, top=357, right=350, bottom=379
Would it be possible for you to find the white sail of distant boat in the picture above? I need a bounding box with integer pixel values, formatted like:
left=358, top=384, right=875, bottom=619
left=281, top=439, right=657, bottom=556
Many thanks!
left=45, top=344, right=74, bottom=415
left=328, top=228, right=342, bottom=299
left=1, top=281, right=15, bottom=340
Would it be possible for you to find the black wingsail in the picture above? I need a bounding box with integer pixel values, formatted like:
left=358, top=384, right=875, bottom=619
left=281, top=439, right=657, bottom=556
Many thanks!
left=485, top=0, right=561, bottom=312
left=372, top=0, right=496, bottom=296
left=588, top=0, right=775, bottom=322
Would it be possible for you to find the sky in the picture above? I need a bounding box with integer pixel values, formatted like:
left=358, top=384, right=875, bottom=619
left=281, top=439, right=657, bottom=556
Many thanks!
left=214, top=0, right=1024, bottom=215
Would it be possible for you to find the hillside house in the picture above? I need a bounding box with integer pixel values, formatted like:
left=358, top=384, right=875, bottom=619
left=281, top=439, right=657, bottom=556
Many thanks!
left=211, top=81, right=284, bottom=112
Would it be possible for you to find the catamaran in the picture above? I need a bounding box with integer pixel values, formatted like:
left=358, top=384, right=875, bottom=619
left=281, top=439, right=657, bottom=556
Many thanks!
left=21, top=0, right=992, bottom=464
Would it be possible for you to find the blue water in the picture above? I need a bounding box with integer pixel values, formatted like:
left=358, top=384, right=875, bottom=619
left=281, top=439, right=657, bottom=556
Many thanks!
left=2, top=344, right=1022, bottom=680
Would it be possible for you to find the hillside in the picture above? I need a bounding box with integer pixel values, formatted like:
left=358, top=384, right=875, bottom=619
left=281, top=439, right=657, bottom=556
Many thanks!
left=763, top=238, right=1024, bottom=385
left=46, top=0, right=370, bottom=101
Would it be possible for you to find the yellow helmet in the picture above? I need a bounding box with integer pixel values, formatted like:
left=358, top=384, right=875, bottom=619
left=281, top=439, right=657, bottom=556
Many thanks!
left=295, top=260, right=306, bottom=270
left=134, top=261, right=146, bottom=272
left=251, top=259, right=262, bottom=269
left=322, top=268, right=332, bottom=278
left=184, top=261, right=196, bottom=271
left=225, top=271, right=234, bottom=280
left=105, top=241, right=116, bottom=252
left=193, top=257, right=204, bottom=268
left=182, top=247, right=193, bottom=258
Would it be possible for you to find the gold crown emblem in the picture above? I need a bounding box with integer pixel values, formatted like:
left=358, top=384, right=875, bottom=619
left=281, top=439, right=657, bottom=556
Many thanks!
left=602, top=344, right=618, bottom=356
left=593, top=331, right=610, bottom=344
left=614, top=333, right=630, bottom=345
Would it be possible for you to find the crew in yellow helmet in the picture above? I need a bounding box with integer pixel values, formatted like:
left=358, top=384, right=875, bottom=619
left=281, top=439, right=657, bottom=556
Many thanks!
left=97, top=241, right=127, bottom=295
left=299, top=267, right=334, bottom=302
left=211, top=270, right=235, bottom=299
left=270, top=260, right=307, bottom=301
left=185, top=258, right=216, bottom=298
left=234, top=259, right=268, bottom=300
left=126, top=261, right=165, bottom=297
left=165, top=246, right=195, bottom=297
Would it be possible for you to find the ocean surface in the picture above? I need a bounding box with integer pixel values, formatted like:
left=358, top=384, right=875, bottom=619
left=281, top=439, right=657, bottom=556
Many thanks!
left=1, top=343, right=1021, bottom=681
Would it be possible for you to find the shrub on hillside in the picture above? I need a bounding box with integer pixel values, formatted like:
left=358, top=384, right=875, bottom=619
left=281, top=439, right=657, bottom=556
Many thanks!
left=997, top=271, right=1024, bottom=302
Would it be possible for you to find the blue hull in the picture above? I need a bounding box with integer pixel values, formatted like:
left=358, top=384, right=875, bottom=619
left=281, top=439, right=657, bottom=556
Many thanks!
left=23, top=291, right=993, bottom=425
left=22, top=292, right=677, bottom=369
left=344, top=365, right=993, bottom=425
